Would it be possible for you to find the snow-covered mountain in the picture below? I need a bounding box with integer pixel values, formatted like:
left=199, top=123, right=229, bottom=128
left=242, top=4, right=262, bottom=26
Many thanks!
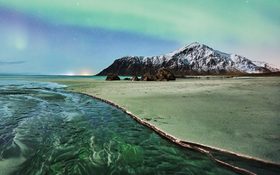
left=97, top=42, right=279, bottom=76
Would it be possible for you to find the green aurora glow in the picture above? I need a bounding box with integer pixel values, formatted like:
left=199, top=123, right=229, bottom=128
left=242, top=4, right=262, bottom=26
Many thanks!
left=1, top=0, right=279, bottom=44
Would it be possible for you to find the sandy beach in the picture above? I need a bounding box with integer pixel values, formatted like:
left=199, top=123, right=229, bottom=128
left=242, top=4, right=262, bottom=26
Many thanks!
left=45, top=76, right=280, bottom=165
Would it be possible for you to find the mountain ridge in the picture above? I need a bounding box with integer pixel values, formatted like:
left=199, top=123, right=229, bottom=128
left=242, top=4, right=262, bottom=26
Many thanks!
left=97, top=42, right=279, bottom=76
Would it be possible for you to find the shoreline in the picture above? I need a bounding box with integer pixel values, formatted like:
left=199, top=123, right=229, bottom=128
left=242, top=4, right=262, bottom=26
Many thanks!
left=74, top=91, right=280, bottom=175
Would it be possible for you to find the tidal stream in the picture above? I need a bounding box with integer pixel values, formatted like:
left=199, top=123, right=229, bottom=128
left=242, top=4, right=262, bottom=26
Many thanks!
left=0, top=80, right=240, bottom=175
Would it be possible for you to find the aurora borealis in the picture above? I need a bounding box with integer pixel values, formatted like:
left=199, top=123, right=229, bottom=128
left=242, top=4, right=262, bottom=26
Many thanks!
left=0, top=0, right=279, bottom=74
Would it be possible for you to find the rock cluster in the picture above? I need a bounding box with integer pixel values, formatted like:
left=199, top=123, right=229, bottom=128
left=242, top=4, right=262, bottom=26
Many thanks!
left=155, top=68, right=176, bottom=81
left=141, top=68, right=176, bottom=81
left=106, top=68, right=176, bottom=81
left=106, top=74, right=120, bottom=81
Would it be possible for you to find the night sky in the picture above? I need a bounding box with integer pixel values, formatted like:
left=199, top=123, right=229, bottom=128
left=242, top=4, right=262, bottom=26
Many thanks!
left=0, top=0, right=279, bottom=75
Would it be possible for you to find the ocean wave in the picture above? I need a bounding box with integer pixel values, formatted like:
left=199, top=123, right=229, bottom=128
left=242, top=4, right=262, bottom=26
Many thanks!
left=0, top=80, right=67, bottom=90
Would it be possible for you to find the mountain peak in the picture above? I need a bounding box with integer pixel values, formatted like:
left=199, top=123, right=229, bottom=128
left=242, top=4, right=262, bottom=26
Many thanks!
left=186, top=42, right=203, bottom=48
left=166, top=42, right=213, bottom=57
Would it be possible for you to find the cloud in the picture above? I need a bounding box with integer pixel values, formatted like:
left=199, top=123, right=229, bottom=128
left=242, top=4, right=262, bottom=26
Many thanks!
left=0, top=60, right=26, bottom=65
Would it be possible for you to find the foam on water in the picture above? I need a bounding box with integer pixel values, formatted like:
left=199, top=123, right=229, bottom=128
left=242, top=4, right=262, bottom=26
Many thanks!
left=0, top=80, right=67, bottom=90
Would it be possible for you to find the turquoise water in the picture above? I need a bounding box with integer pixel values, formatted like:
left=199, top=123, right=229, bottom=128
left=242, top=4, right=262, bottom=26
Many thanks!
left=0, top=75, right=131, bottom=81
left=0, top=80, right=239, bottom=175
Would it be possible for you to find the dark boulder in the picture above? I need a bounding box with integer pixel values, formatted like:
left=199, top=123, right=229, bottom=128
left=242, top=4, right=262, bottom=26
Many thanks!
left=131, top=76, right=140, bottom=81
left=156, top=68, right=176, bottom=81
left=141, top=73, right=157, bottom=81
left=106, top=74, right=120, bottom=81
